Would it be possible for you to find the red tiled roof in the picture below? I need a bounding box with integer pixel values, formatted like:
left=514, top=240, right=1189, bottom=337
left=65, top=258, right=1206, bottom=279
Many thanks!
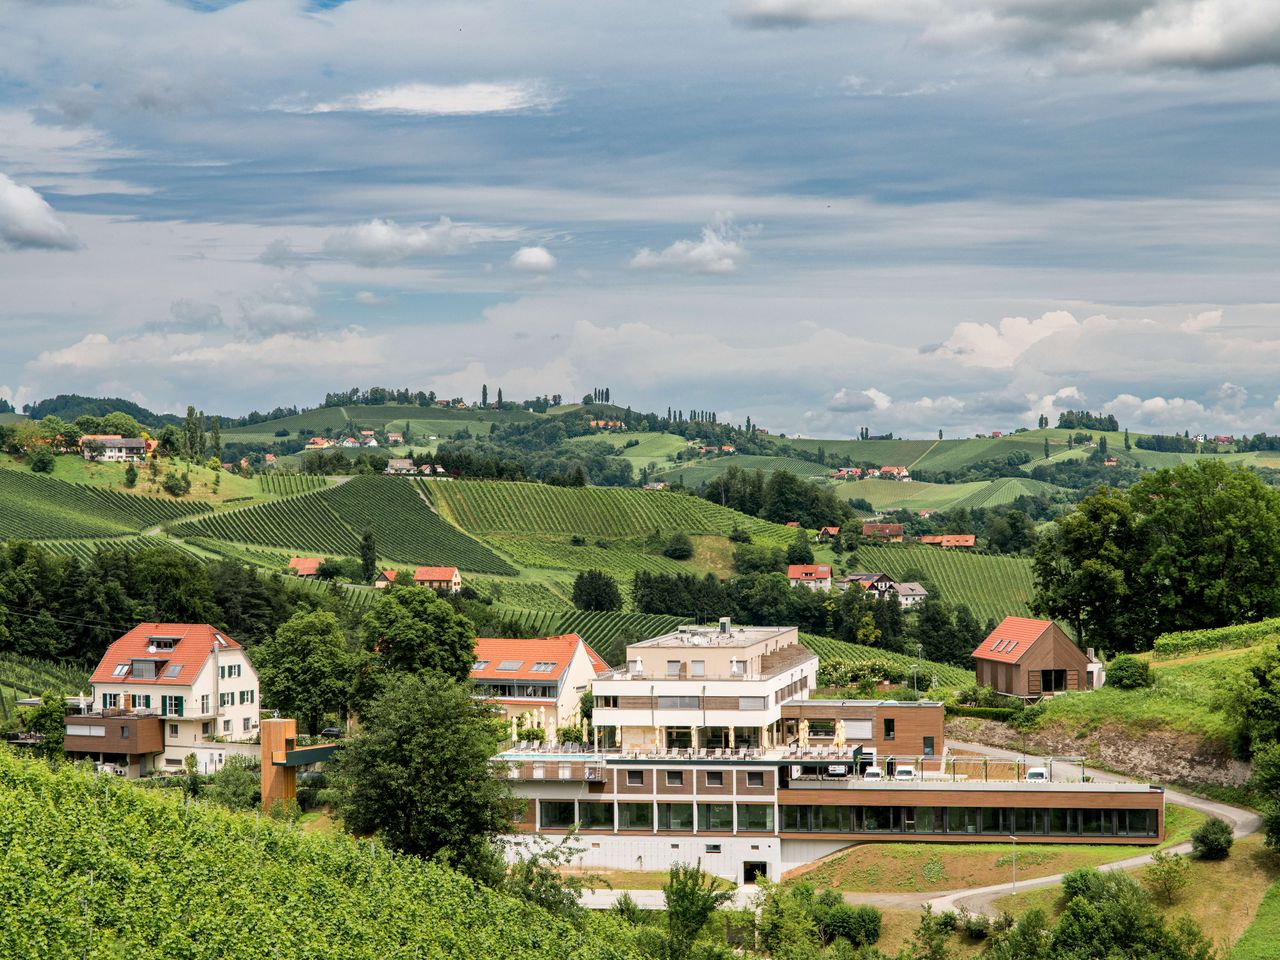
left=288, top=557, right=323, bottom=576
left=472, top=634, right=608, bottom=682
left=90, top=623, right=242, bottom=686
left=919, top=535, right=944, bottom=545
left=414, top=566, right=459, bottom=582
left=971, top=616, right=1053, bottom=664
left=785, top=521, right=801, bottom=528
left=862, top=523, right=904, bottom=536
left=787, top=564, right=832, bottom=580
left=941, top=534, right=975, bottom=548
left=819, top=526, right=841, bottom=536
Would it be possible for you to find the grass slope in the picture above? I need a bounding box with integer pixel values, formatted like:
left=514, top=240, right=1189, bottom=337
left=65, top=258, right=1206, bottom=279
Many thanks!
left=0, top=470, right=212, bottom=541
left=835, top=478, right=991, bottom=512
left=849, top=544, right=1034, bottom=624
left=496, top=608, right=692, bottom=665
left=655, top=455, right=831, bottom=486
left=800, top=634, right=974, bottom=688
left=1233, top=871, right=1280, bottom=959
left=0, top=750, right=640, bottom=960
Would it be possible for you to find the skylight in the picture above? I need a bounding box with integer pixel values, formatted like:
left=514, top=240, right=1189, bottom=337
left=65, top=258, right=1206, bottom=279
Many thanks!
left=164, top=664, right=183, bottom=678
left=112, top=663, right=129, bottom=677
left=530, top=661, right=557, bottom=673
left=496, top=660, right=524, bottom=671
left=473, top=660, right=490, bottom=671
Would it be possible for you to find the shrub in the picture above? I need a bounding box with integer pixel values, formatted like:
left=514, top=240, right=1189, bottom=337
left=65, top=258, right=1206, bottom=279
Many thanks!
left=1107, top=654, right=1152, bottom=689
left=1144, top=850, right=1191, bottom=905
left=823, top=904, right=881, bottom=947
left=958, top=907, right=990, bottom=940
left=29, top=447, right=55, bottom=473
left=947, top=705, right=1018, bottom=722
left=1153, top=618, right=1280, bottom=659
left=1062, top=867, right=1112, bottom=902
left=728, top=526, right=753, bottom=543
left=1191, top=816, right=1234, bottom=860
left=935, top=911, right=958, bottom=933
left=663, top=532, right=694, bottom=560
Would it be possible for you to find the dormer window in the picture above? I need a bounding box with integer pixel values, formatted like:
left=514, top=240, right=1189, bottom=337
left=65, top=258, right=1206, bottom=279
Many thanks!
left=149, top=636, right=178, bottom=652
left=112, top=663, right=129, bottom=677
left=530, top=662, right=557, bottom=673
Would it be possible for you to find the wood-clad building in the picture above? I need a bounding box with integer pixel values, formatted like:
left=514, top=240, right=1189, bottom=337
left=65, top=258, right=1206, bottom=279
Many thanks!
left=972, top=617, right=1093, bottom=699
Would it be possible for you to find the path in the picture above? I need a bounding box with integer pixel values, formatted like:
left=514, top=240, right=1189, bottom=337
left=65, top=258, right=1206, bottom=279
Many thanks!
left=584, top=740, right=1261, bottom=916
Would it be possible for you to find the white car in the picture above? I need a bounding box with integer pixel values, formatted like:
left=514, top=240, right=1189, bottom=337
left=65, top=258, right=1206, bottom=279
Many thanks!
left=1025, top=767, right=1050, bottom=782
left=892, top=766, right=918, bottom=781
left=862, top=766, right=884, bottom=781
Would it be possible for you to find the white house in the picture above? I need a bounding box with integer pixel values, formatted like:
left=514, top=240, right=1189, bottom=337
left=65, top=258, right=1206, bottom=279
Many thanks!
left=787, top=564, right=832, bottom=591
left=81, top=434, right=147, bottom=462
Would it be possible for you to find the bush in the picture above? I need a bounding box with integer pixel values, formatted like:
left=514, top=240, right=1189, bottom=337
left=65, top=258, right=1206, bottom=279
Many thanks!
left=958, top=907, right=990, bottom=940
left=663, top=532, right=694, bottom=560
left=1062, top=867, right=1112, bottom=902
left=1144, top=850, right=1191, bottom=905
left=161, top=470, right=192, bottom=497
left=1191, top=816, right=1234, bottom=860
left=935, top=911, right=958, bottom=933
left=28, top=447, right=55, bottom=473
left=946, top=705, right=1018, bottom=722
left=1153, top=618, right=1280, bottom=659
left=1107, top=654, right=1152, bottom=689
left=728, top=526, right=753, bottom=543
left=823, top=904, right=881, bottom=947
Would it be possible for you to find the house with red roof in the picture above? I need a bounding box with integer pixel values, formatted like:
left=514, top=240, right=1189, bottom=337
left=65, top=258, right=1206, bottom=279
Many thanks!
left=787, top=564, right=832, bottom=591
left=471, top=634, right=609, bottom=737
left=375, top=566, right=462, bottom=592
left=65, top=623, right=260, bottom=777
left=972, top=617, right=1094, bottom=699
left=921, top=534, right=975, bottom=549
left=816, top=526, right=841, bottom=543
left=288, top=557, right=323, bottom=579
left=861, top=522, right=904, bottom=543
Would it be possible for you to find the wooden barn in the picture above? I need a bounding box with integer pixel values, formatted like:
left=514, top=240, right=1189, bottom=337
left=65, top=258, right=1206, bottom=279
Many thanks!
left=972, top=617, right=1093, bottom=699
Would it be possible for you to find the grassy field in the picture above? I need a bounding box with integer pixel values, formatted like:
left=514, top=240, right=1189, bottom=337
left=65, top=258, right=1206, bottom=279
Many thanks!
left=0, top=454, right=264, bottom=504
left=801, top=633, right=975, bottom=688
left=991, top=832, right=1280, bottom=958
left=490, top=536, right=695, bottom=584
left=798, top=804, right=1204, bottom=893
left=842, top=543, right=1034, bottom=625
left=559, top=868, right=734, bottom=891
left=784, top=438, right=939, bottom=466
left=655, top=454, right=832, bottom=486
left=835, top=478, right=991, bottom=512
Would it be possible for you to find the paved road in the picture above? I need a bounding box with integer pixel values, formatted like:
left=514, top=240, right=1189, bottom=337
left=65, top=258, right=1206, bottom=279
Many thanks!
left=583, top=740, right=1261, bottom=917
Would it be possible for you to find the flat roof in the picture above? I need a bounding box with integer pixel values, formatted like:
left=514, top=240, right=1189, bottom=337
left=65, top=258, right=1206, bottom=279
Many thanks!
left=784, top=698, right=944, bottom=709
left=631, top=625, right=793, bottom=649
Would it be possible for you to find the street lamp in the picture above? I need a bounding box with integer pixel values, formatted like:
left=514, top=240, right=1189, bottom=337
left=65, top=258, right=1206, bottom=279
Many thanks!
left=1010, top=834, right=1017, bottom=896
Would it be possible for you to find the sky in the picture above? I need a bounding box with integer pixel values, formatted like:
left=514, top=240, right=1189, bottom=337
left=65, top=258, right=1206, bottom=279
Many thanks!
left=2, top=0, right=1280, bottom=438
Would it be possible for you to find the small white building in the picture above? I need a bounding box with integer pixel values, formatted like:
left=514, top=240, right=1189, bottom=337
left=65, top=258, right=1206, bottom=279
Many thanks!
left=81, top=434, right=147, bottom=462
left=787, top=564, right=832, bottom=591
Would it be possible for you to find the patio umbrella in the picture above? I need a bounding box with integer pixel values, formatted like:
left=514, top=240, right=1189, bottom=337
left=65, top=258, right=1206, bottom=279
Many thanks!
left=833, top=719, right=845, bottom=748
left=799, top=719, right=810, bottom=749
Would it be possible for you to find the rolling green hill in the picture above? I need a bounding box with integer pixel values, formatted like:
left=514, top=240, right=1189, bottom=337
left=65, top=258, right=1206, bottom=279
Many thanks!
left=0, top=750, right=640, bottom=960
left=655, top=454, right=831, bottom=486
left=783, top=437, right=938, bottom=466
left=849, top=543, right=1034, bottom=624
left=495, top=608, right=693, bottom=665
left=224, top=403, right=542, bottom=441
left=0, top=471, right=212, bottom=542
left=0, top=653, right=90, bottom=724
left=801, top=633, right=975, bottom=688
left=835, top=478, right=990, bottom=512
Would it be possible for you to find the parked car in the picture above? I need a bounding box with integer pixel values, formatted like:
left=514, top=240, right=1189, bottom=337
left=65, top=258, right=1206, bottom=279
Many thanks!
left=862, top=766, right=884, bottom=781
left=320, top=727, right=344, bottom=739
left=1025, top=767, right=1049, bottom=782
left=892, top=766, right=918, bottom=781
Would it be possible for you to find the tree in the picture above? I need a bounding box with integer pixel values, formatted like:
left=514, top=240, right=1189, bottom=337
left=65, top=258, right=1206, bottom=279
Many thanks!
left=1124, top=427, right=1132, bottom=451
left=572, top=569, right=623, bottom=612
left=786, top=528, right=814, bottom=565
left=183, top=405, right=200, bottom=458
left=100, top=411, right=142, bottom=437
left=203, top=755, right=259, bottom=810
left=1043, top=437, right=1050, bottom=459
left=361, top=586, right=477, bottom=683
left=1099, top=435, right=1108, bottom=457
left=209, top=416, right=222, bottom=461
left=123, top=462, right=138, bottom=487
left=481, top=384, right=488, bottom=407
left=663, top=861, right=733, bottom=960
left=1143, top=850, right=1190, bottom=905
left=359, top=528, right=377, bottom=583
left=1190, top=817, right=1233, bottom=860
left=82, top=438, right=106, bottom=461
left=252, top=611, right=351, bottom=735
left=1107, top=655, right=1152, bottom=689
left=20, top=690, right=67, bottom=759
left=28, top=446, right=55, bottom=473
left=496, top=387, right=504, bottom=408
left=333, top=672, right=514, bottom=880
left=664, top=531, right=694, bottom=560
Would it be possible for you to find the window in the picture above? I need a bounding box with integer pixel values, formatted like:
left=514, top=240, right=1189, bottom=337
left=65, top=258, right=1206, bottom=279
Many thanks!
left=168, top=723, right=179, bottom=738
left=627, top=659, right=643, bottom=674
left=201, top=694, right=210, bottom=714
left=666, top=660, right=682, bottom=677
left=540, top=800, right=576, bottom=829
left=202, top=721, right=212, bottom=736
left=220, top=692, right=234, bottom=707
left=737, top=804, right=774, bottom=832
left=738, top=696, right=767, bottom=710
left=219, top=665, right=226, bottom=680
left=697, top=803, right=733, bottom=831
left=160, top=695, right=184, bottom=718
left=746, top=771, right=765, bottom=788
left=530, top=661, right=557, bottom=673
left=229, top=664, right=241, bottom=678
left=120, top=725, right=129, bottom=739
left=102, top=693, right=119, bottom=710
left=691, top=660, right=705, bottom=677
left=705, top=771, right=724, bottom=788
left=704, top=844, right=722, bottom=854
left=243, top=717, right=252, bottom=732
left=112, top=663, right=129, bottom=677
left=239, top=690, right=255, bottom=705
left=594, top=695, right=618, bottom=709
left=164, top=664, right=182, bottom=679
left=130, top=694, right=151, bottom=709
left=923, top=736, right=935, bottom=757
left=666, top=770, right=684, bottom=787
left=164, top=758, right=182, bottom=766
left=729, top=659, right=745, bottom=676
left=626, top=770, right=645, bottom=787
left=618, top=802, right=654, bottom=830
left=883, top=718, right=895, bottom=741
left=579, top=801, right=614, bottom=830
left=496, top=660, right=523, bottom=671
left=657, top=803, right=694, bottom=831
left=473, top=660, right=490, bottom=671
left=657, top=695, right=700, bottom=709
left=150, top=637, right=177, bottom=650
left=223, top=719, right=232, bottom=733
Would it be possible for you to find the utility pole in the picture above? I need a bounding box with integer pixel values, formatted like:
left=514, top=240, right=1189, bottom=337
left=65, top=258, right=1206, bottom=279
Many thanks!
left=1010, top=834, right=1017, bottom=896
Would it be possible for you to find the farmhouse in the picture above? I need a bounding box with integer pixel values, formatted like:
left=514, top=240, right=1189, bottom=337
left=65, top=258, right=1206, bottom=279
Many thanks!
left=830, top=467, right=862, bottom=479
left=80, top=434, right=147, bottom=462
left=972, top=616, right=1097, bottom=698
left=471, top=634, right=609, bottom=735
left=340, top=437, right=360, bottom=448
left=501, top=619, right=1165, bottom=886
left=589, top=420, right=626, bottom=429
left=787, top=564, right=832, bottom=591
left=861, top=522, right=904, bottom=543
left=64, top=623, right=260, bottom=777
left=287, top=557, right=323, bottom=579
left=920, top=534, right=976, bottom=549
left=386, top=431, right=404, bottom=444
left=893, top=582, right=928, bottom=607
left=414, top=565, right=462, bottom=592
left=816, top=526, right=841, bottom=542
left=878, top=466, right=910, bottom=480
left=375, top=570, right=401, bottom=588
left=839, top=572, right=897, bottom=599
left=384, top=458, right=415, bottom=475
left=305, top=437, right=333, bottom=450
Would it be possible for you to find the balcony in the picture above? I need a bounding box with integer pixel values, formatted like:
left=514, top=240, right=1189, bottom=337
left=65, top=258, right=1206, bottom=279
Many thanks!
left=64, top=711, right=164, bottom=756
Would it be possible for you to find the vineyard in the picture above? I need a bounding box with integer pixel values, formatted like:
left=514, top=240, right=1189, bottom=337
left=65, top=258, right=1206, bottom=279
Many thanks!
left=0, top=471, right=212, bottom=542
left=800, top=633, right=975, bottom=688
left=495, top=608, right=692, bottom=665
left=171, top=489, right=364, bottom=556
left=655, top=454, right=831, bottom=486
left=320, top=477, right=516, bottom=574
left=475, top=577, right=573, bottom=612
left=257, top=475, right=330, bottom=496
left=0, top=653, right=90, bottom=724
left=0, top=751, right=641, bottom=960
left=30, top=536, right=199, bottom=562
left=852, top=544, right=1034, bottom=624
left=428, top=479, right=794, bottom=543
left=946, top=476, right=1066, bottom=511
left=489, top=536, right=692, bottom=581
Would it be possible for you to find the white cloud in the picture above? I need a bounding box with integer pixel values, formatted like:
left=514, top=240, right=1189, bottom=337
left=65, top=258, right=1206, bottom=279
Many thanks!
left=510, top=245, right=558, bottom=272
left=1027, top=386, right=1085, bottom=423
left=238, top=272, right=317, bottom=335
left=1211, top=380, right=1248, bottom=411
left=935, top=310, right=1079, bottom=368
left=280, top=81, right=557, bottom=116
left=1105, top=392, right=1211, bottom=428
left=1181, top=309, right=1223, bottom=333
left=0, top=172, right=79, bottom=250
left=323, top=217, right=478, bottom=267
left=630, top=216, right=754, bottom=274
left=354, top=290, right=394, bottom=305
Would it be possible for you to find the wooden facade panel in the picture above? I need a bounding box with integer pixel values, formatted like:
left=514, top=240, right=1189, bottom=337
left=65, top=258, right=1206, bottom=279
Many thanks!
left=779, top=788, right=1163, bottom=811
left=64, top=716, right=163, bottom=756
left=656, top=771, right=694, bottom=795
left=735, top=769, right=775, bottom=796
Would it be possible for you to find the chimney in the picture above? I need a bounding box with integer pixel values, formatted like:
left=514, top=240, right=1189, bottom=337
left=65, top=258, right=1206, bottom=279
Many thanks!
left=718, top=617, right=731, bottom=634
left=1086, top=647, right=1096, bottom=661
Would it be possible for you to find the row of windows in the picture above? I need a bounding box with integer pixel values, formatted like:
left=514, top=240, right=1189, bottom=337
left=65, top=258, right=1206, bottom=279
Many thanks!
left=218, top=664, right=243, bottom=680
left=648, top=696, right=769, bottom=711
left=624, top=769, right=767, bottom=788
left=780, top=805, right=1159, bottom=838
left=539, top=801, right=776, bottom=833
left=475, top=682, right=557, bottom=699
left=216, top=690, right=257, bottom=708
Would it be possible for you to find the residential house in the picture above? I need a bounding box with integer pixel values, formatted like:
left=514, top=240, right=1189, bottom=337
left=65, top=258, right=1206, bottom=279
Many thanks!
left=589, top=420, right=626, bottom=430
left=304, top=436, right=333, bottom=450
left=892, top=582, right=928, bottom=608
left=64, top=623, right=260, bottom=777
left=785, top=521, right=802, bottom=529
left=80, top=435, right=147, bottom=462
left=264, top=454, right=276, bottom=464
left=861, top=522, right=904, bottom=543
left=972, top=617, right=1095, bottom=699
left=472, top=634, right=609, bottom=735
left=375, top=570, right=401, bottom=588
left=288, top=557, right=323, bottom=579
left=838, top=572, right=898, bottom=600
left=1103, top=457, right=1118, bottom=467
left=816, top=526, right=841, bottom=543
left=787, top=564, right=832, bottom=591
left=414, top=566, right=462, bottom=592
left=830, top=467, right=862, bottom=479
left=384, top=458, right=415, bottom=475
left=386, top=432, right=404, bottom=444
left=340, top=437, right=360, bottom=448
left=920, top=534, right=975, bottom=549
left=721, top=445, right=736, bottom=453
left=878, top=466, right=910, bottom=480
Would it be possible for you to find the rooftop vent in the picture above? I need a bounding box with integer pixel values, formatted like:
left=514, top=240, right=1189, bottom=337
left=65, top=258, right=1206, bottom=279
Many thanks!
left=718, top=617, right=731, bottom=634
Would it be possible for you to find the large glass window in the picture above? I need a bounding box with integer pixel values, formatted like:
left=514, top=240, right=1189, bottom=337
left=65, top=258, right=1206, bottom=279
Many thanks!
left=658, top=803, right=694, bottom=831
left=862, top=807, right=894, bottom=832
left=618, top=802, right=654, bottom=830
left=981, top=807, right=1009, bottom=834
left=698, top=803, right=734, bottom=831
left=579, top=802, right=614, bottom=830
left=948, top=807, right=977, bottom=834
left=738, top=804, right=775, bottom=832
left=540, top=801, right=576, bottom=829
left=912, top=807, right=941, bottom=833
left=782, top=805, right=809, bottom=832
left=817, top=805, right=855, bottom=833
left=1049, top=808, right=1072, bottom=834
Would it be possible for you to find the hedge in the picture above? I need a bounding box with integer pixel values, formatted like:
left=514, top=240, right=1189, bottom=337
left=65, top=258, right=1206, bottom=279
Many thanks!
left=1152, top=618, right=1280, bottom=659
left=946, top=705, right=1018, bottom=722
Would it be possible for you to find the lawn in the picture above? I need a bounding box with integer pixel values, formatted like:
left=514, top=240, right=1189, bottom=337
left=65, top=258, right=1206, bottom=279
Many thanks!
left=992, top=833, right=1280, bottom=958
left=794, top=804, right=1205, bottom=893
left=0, top=453, right=264, bottom=505
left=656, top=455, right=832, bottom=487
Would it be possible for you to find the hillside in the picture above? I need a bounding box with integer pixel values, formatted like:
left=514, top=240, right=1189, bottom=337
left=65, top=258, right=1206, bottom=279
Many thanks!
left=654, top=454, right=830, bottom=486
left=801, top=633, right=975, bottom=688
left=0, top=654, right=90, bottom=723
left=0, top=470, right=211, bottom=541
left=0, top=750, right=639, bottom=960
left=223, top=403, right=542, bottom=442
left=496, top=608, right=692, bottom=665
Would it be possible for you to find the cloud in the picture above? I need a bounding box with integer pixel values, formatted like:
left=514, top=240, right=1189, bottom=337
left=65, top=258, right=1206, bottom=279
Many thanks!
left=1105, top=391, right=1211, bottom=428
left=1027, top=386, right=1085, bottom=423
left=354, top=290, right=394, bottom=305
left=630, top=216, right=755, bottom=274
left=279, top=81, right=557, bottom=116
left=734, top=1, right=1280, bottom=72
left=257, top=238, right=298, bottom=268
left=934, top=311, right=1080, bottom=368
left=1211, top=380, right=1247, bottom=411
left=237, top=272, right=317, bottom=335
left=510, top=245, right=557, bottom=272
left=0, top=172, right=79, bottom=250
left=323, top=217, right=478, bottom=266
left=1181, top=309, right=1223, bottom=333
left=146, top=298, right=225, bottom=333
